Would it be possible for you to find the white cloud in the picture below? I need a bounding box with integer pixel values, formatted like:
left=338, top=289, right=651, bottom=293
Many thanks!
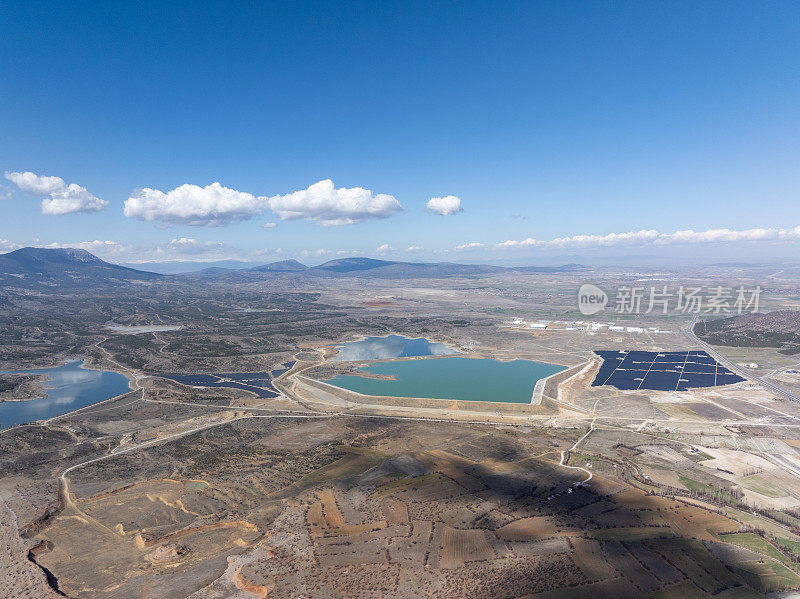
left=268, top=179, right=402, bottom=226
left=5, top=171, right=108, bottom=215
left=6, top=171, right=65, bottom=194
left=454, top=242, right=485, bottom=251
left=300, top=248, right=332, bottom=257
left=41, top=238, right=239, bottom=263
left=164, top=237, right=226, bottom=255
left=426, top=195, right=462, bottom=216
left=0, top=239, right=20, bottom=251
left=495, top=226, right=800, bottom=250
left=375, top=244, right=393, bottom=255
left=406, top=245, right=425, bottom=252
left=43, top=186, right=109, bottom=215
left=124, top=182, right=267, bottom=226
left=661, top=227, right=800, bottom=244
left=261, top=222, right=277, bottom=228
left=254, top=247, right=283, bottom=256
left=43, top=240, right=128, bottom=257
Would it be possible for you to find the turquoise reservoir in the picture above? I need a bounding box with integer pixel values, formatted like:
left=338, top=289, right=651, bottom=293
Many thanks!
left=326, top=357, right=565, bottom=404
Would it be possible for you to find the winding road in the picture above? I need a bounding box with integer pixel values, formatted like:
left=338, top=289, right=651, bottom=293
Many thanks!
left=686, top=313, right=800, bottom=404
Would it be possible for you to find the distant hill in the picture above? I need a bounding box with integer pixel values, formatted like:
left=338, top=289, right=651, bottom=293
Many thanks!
left=249, top=259, right=308, bottom=272
left=182, top=256, right=591, bottom=280
left=118, top=259, right=259, bottom=274
left=312, top=258, right=395, bottom=273
left=304, top=258, right=589, bottom=278
left=178, top=258, right=309, bottom=280
left=513, top=263, right=590, bottom=273
left=310, top=260, right=501, bottom=278
left=695, top=310, right=800, bottom=355
left=0, top=247, right=161, bottom=288
left=0, top=247, right=591, bottom=288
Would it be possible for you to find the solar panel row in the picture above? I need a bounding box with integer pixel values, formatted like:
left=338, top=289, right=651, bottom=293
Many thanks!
left=160, top=370, right=282, bottom=398
left=592, top=350, right=745, bottom=391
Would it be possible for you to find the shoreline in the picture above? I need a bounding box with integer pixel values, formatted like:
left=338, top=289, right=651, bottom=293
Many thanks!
left=323, top=332, right=574, bottom=367
left=326, top=332, right=461, bottom=361
left=0, top=357, right=137, bottom=434
left=307, top=365, right=565, bottom=407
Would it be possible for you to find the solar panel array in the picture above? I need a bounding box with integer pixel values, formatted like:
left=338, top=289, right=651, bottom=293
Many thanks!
left=159, top=367, right=291, bottom=398
left=592, top=350, right=745, bottom=391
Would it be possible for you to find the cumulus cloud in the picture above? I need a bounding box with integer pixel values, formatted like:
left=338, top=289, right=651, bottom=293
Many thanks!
left=163, top=237, right=226, bottom=255
left=261, top=222, right=277, bottom=228
left=5, top=171, right=108, bottom=215
left=406, top=245, right=425, bottom=252
left=268, top=179, right=402, bottom=226
left=123, top=182, right=267, bottom=226
left=426, top=195, right=462, bottom=216
left=661, top=227, right=800, bottom=244
left=42, top=187, right=108, bottom=215
left=6, top=171, right=65, bottom=194
left=495, top=226, right=800, bottom=250
left=253, top=247, right=283, bottom=256
left=42, top=238, right=238, bottom=263
left=51, top=239, right=120, bottom=251
left=454, top=242, right=485, bottom=251
left=375, top=244, right=393, bottom=255
left=0, top=239, right=20, bottom=251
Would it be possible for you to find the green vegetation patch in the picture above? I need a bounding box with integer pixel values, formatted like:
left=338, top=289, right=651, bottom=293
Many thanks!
left=740, top=475, right=787, bottom=498
left=716, top=532, right=793, bottom=566
left=679, top=475, right=739, bottom=504
left=653, top=538, right=743, bottom=594
left=695, top=312, right=800, bottom=355
left=775, top=537, right=800, bottom=556
left=650, top=580, right=714, bottom=599
left=732, top=560, right=800, bottom=593
left=0, top=377, right=20, bottom=393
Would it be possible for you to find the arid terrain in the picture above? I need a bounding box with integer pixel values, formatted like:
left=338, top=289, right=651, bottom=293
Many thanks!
left=4, top=258, right=800, bottom=598
left=4, top=2, right=799, bottom=596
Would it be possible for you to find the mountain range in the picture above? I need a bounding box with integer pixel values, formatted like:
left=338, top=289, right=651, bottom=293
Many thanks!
left=0, top=247, right=161, bottom=288
left=185, top=256, right=589, bottom=280
left=0, top=247, right=589, bottom=289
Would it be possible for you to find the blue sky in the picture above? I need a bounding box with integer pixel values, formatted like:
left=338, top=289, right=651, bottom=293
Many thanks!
left=1, top=1, right=799, bottom=267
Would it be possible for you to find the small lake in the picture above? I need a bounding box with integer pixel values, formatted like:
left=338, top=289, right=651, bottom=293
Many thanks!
left=326, top=357, right=566, bottom=403
left=0, top=361, right=131, bottom=429
left=333, top=335, right=459, bottom=361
